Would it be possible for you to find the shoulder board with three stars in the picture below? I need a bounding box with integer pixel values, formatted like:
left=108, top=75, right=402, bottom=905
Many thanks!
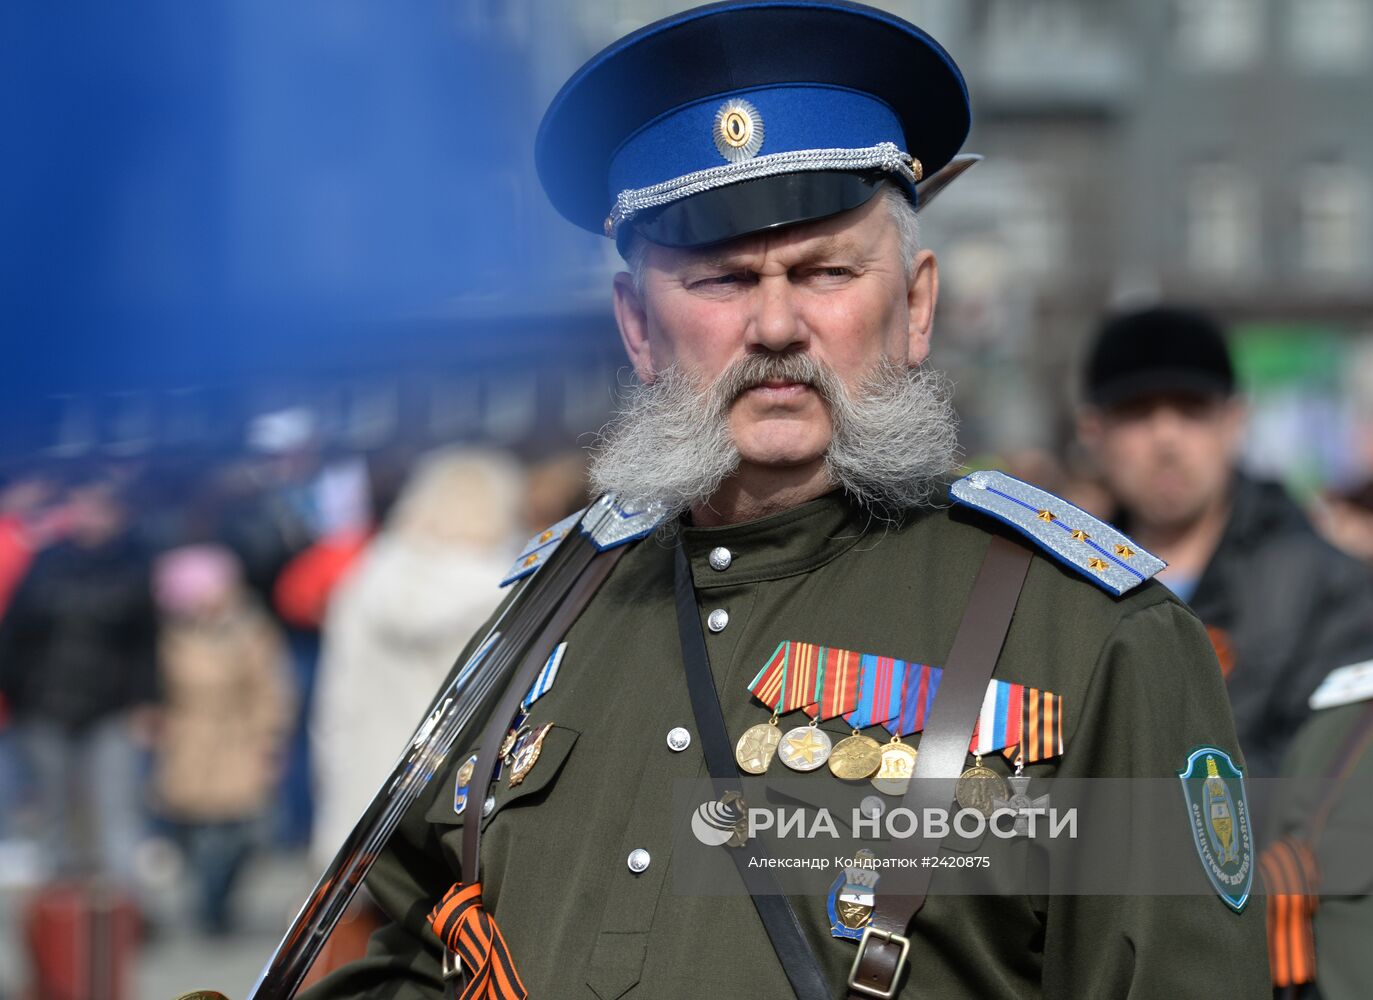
left=499, top=494, right=666, bottom=587
left=950, top=470, right=1164, bottom=596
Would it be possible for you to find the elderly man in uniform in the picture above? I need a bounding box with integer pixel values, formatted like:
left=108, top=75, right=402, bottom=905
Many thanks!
left=301, top=4, right=1268, bottom=998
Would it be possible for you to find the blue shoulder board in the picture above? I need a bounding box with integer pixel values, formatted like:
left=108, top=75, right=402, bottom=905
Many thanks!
left=499, top=495, right=665, bottom=587
left=950, top=470, right=1164, bottom=596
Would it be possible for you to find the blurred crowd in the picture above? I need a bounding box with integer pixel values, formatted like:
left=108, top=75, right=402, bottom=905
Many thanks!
left=0, top=434, right=590, bottom=947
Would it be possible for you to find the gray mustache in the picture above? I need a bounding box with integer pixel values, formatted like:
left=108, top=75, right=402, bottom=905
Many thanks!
left=711, top=353, right=837, bottom=405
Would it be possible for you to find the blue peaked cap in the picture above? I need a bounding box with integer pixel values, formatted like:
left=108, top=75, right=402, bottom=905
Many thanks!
left=536, top=1, right=971, bottom=251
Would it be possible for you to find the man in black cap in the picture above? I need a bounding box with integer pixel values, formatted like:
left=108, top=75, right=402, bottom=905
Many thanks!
left=1078, top=305, right=1373, bottom=778
left=285, top=6, right=1269, bottom=999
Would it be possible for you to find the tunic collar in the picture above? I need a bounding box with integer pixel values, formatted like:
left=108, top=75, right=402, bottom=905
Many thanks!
left=679, top=490, right=874, bottom=588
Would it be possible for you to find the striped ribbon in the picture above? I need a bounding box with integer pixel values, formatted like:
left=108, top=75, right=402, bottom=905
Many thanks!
left=891, top=660, right=941, bottom=736
left=779, top=640, right=821, bottom=713
left=800, top=646, right=864, bottom=720
left=750, top=641, right=1065, bottom=759
left=520, top=642, right=565, bottom=712
left=844, top=654, right=908, bottom=729
left=990, top=686, right=1065, bottom=763
left=1259, top=837, right=1318, bottom=988
left=747, top=642, right=789, bottom=711
left=428, top=882, right=528, bottom=1000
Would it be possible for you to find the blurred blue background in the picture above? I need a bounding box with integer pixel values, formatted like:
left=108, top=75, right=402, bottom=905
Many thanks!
left=2, top=1, right=1372, bottom=995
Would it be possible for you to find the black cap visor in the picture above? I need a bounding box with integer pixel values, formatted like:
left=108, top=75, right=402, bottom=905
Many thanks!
left=618, top=169, right=908, bottom=254
left=1089, top=369, right=1235, bottom=410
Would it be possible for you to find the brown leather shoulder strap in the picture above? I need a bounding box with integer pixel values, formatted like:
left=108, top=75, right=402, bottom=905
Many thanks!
left=848, top=532, right=1033, bottom=1000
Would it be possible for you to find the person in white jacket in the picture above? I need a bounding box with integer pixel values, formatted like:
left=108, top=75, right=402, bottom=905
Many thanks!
left=308, top=448, right=527, bottom=872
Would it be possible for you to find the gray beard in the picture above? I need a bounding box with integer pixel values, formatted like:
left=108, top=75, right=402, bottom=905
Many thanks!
left=589, top=353, right=960, bottom=521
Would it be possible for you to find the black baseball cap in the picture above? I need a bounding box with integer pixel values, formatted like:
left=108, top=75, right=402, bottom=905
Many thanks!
left=1083, top=306, right=1235, bottom=409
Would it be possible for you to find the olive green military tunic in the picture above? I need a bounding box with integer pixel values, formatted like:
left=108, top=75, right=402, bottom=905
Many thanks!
left=1269, top=697, right=1373, bottom=1000
left=303, top=491, right=1270, bottom=999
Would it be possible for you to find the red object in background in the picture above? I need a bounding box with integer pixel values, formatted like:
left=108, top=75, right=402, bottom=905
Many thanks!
left=272, top=529, right=372, bottom=630
left=23, top=882, right=140, bottom=1000
left=0, top=515, right=36, bottom=620
left=1206, top=624, right=1237, bottom=681
left=297, top=896, right=386, bottom=990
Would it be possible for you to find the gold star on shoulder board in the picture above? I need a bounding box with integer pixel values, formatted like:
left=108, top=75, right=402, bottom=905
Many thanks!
left=1036, top=509, right=1056, bottom=522
left=1086, top=557, right=1109, bottom=573
left=1070, top=529, right=1090, bottom=542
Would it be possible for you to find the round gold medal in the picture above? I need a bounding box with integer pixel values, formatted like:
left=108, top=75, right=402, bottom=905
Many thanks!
left=735, top=720, right=782, bottom=774
left=955, top=760, right=1009, bottom=818
left=870, top=741, right=918, bottom=796
left=777, top=723, right=833, bottom=772
left=828, top=734, right=883, bottom=781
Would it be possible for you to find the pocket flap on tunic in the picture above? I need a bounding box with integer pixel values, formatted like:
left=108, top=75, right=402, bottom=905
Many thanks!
left=424, top=725, right=580, bottom=828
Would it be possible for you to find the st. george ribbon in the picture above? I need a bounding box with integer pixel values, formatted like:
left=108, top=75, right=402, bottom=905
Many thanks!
left=177, top=495, right=662, bottom=1000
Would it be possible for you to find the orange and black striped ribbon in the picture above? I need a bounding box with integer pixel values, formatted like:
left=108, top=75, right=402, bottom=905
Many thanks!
left=1258, top=838, right=1319, bottom=988
left=1000, top=686, right=1064, bottom=764
left=427, top=883, right=528, bottom=1000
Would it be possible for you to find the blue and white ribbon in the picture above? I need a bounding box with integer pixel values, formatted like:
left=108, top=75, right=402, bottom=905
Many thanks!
left=522, top=642, right=566, bottom=712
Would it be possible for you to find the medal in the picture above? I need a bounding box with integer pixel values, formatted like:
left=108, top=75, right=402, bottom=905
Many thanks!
left=777, top=720, right=833, bottom=772
left=828, top=732, right=883, bottom=781
left=991, top=772, right=1050, bottom=836
left=828, top=849, right=880, bottom=940
left=735, top=714, right=782, bottom=774
left=508, top=722, right=554, bottom=787
left=500, top=721, right=529, bottom=762
left=991, top=745, right=1050, bottom=836
left=955, top=754, right=1008, bottom=817
left=871, top=738, right=917, bottom=796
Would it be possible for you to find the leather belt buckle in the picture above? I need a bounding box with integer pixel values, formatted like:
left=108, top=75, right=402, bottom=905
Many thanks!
left=847, top=926, right=911, bottom=1000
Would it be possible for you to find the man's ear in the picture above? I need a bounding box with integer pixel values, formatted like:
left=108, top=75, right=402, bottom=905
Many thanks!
left=906, top=249, right=938, bottom=364
left=613, top=272, right=654, bottom=382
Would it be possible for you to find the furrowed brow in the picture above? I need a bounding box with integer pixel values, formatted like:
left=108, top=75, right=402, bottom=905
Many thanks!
left=792, top=236, right=863, bottom=262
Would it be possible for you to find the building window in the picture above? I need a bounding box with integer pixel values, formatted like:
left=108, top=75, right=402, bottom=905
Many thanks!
left=1175, top=0, right=1263, bottom=70
left=1288, top=0, right=1371, bottom=71
left=1185, top=162, right=1260, bottom=278
left=1299, top=162, right=1372, bottom=278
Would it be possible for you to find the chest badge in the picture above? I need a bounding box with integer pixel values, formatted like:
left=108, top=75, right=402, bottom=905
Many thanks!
left=828, top=850, right=880, bottom=940
left=509, top=722, right=555, bottom=788
left=452, top=753, right=479, bottom=816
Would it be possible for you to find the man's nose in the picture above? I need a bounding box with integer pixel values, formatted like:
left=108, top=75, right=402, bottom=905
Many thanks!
left=744, top=276, right=809, bottom=354
left=1145, top=406, right=1190, bottom=447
